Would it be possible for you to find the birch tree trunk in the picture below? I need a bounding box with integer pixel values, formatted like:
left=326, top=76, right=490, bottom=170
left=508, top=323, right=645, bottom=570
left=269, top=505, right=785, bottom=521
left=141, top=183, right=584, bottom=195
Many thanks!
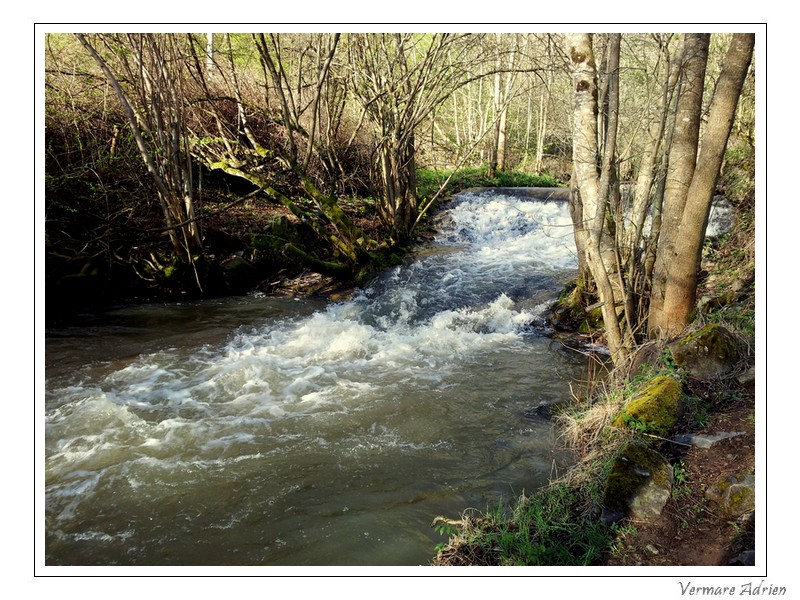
left=533, top=35, right=554, bottom=174
left=566, top=33, right=630, bottom=365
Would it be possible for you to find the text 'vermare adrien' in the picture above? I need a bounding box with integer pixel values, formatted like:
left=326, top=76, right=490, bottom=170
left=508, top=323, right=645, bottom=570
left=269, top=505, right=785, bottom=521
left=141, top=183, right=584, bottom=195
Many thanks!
left=678, top=582, right=787, bottom=596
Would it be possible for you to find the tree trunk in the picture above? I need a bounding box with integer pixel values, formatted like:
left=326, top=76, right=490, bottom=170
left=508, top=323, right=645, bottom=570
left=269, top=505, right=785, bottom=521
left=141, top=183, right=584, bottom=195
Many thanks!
left=648, top=34, right=710, bottom=336
left=629, top=36, right=682, bottom=256
left=534, top=35, right=553, bottom=174
left=497, top=103, right=508, bottom=172
left=488, top=65, right=502, bottom=176
left=206, top=33, right=214, bottom=77
left=654, top=33, right=755, bottom=337
left=566, top=33, right=630, bottom=365
left=534, top=85, right=549, bottom=173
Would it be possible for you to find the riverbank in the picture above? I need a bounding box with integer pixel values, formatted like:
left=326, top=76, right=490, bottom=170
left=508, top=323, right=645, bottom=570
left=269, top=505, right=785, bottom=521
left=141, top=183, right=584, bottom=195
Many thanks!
left=432, top=193, right=756, bottom=567
left=606, top=387, right=755, bottom=566
left=605, top=227, right=757, bottom=566
left=432, top=322, right=756, bottom=566
left=45, top=169, right=561, bottom=326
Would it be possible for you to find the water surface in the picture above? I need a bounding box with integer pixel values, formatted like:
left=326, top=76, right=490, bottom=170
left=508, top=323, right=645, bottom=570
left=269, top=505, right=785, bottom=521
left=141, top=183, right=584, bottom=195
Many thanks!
left=44, top=190, right=588, bottom=566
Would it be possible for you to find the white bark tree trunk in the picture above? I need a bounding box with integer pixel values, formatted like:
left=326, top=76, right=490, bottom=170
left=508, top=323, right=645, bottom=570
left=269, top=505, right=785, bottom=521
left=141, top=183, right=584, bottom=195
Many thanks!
left=566, top=33, right=630, bottom=365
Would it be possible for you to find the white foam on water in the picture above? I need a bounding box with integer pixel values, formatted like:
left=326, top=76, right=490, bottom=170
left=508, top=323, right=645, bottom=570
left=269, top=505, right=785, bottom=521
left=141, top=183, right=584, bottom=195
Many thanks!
left=47, top=194, right=576, bottom=472
left=440, top=193, right=577, bottom=269
left=45, top=191, right=586, bottom=560
left=705, top=198, right=736, bottom=238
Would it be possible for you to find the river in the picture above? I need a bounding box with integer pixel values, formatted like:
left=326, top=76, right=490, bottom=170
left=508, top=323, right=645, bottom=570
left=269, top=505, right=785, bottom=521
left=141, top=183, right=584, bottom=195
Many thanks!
left=44, top=188, right=590, bottom=566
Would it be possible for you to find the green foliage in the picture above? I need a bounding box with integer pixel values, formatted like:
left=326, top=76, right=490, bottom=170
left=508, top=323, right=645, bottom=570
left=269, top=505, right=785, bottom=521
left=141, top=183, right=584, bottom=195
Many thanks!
left=672, top=459, right=693, bottom=499
left=620, top=414, right=650, bottom=434
left=432, top=519, right=459, bottom=539
left=416, top=166, right=560, bottom=201
left=704, top=299, right=755, bottom=340
left=629, top=348, right=686, bottom=390
left=608, top=524, right=638, bottom=557
left=431, top=518, right=460, bottom=553
left=434, top=481, right=616, bottom=566
left=682, top=393, right=711, bottom=429
left=718, top=139, right=755, bottom=207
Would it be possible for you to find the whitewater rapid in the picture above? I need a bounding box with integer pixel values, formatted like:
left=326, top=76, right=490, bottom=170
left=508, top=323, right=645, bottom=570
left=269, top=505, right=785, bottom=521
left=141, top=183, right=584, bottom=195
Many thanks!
left=45, top=189, right=586, bottom=566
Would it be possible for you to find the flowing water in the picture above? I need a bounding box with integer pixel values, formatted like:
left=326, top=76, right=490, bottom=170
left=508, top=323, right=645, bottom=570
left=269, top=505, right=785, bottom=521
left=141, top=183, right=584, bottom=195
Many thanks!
left=44, top=189, right=591, bottom=566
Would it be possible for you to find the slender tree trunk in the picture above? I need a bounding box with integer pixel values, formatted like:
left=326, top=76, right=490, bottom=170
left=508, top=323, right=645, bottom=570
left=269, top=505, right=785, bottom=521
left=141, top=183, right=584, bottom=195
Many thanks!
left=496, top=103, right=508, bottom=171
left=567, top=33, right=630, bottom=365
left=534, top=85, right=548, bottom=173
left=569, top=169, right=588, bottom=276
left=629, top=36, right=682, bottom=255
left=488, top=63, right=502, bottom=176
left=523, top=87, right=533, bottom=165
left=303, top=33, right=340, bottom=172
left=206, top=33, right=214, bottom=77
left=596, top=34, right=635, bottom=348
left=453, top=87, right=461, bottom=148
left=534, top=36, right=554, bottom=174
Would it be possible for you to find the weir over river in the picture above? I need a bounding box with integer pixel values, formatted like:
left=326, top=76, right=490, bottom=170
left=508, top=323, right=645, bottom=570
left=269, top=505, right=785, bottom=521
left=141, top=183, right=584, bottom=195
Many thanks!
left=43, top=188, right=598, bottom=566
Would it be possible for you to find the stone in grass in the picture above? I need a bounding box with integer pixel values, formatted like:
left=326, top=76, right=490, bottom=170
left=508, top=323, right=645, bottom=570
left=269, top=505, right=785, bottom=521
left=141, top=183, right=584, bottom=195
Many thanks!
left=602, top=443, right=674, bottom=525
left=705, top=473, right=755, bottom=518
left=672, top=431, right=745, bottom=449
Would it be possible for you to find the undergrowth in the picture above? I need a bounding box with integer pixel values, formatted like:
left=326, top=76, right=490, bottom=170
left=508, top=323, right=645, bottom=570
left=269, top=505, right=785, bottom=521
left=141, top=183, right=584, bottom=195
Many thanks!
left=432, top=479, right=617, bottom=566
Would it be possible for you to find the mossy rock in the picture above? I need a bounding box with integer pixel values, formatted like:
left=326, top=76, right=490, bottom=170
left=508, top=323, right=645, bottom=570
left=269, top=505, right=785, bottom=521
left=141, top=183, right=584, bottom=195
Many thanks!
left=613, top=375, right=683, bottom=437
left=705, top=473, right=755, bottom=517
left=668, top=324, right=740, bottom=380
left=548, top=277, right=602, bottom=333
left=219, top=254, right=260, bottom=292
left=602, top=443, right=674, bottom=524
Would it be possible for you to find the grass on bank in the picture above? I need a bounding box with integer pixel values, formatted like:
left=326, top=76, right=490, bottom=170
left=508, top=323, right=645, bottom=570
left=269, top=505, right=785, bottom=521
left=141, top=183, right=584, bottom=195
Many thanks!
left=430, top=363, right=676, bottom=566
left=431, top=358, right=633, bottom=567
left=433, top=478, right=619, bottom=566
left=416, top=167, right=561, bottom=202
